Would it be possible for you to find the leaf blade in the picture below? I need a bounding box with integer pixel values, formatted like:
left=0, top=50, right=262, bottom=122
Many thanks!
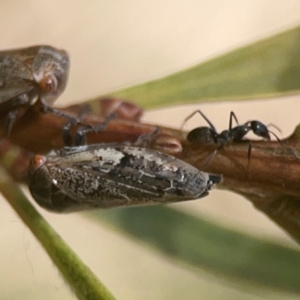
left=87, top=206, right=300, bottom=295
left=0, top=165, right=117, bottom=300
left=105, top=26, right=300, bottom=108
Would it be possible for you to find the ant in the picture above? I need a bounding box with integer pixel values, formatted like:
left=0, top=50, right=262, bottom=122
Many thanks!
left=181, top=110, right=290, bottom=167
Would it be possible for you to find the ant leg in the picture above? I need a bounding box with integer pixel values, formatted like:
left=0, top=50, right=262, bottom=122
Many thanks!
left=134, top=126, right=161, bottom=146
left=180, top=110, right=217, bottom=132
left=247, top=140, right=252, bottom=170
left=247, top=140, right=252, bottom=161
left=201, top=149, right=218, bottom=169
left=200, top=144, right=224, bottom=169
left=62, top=105, right=93, bottom=146
left=2, top=110, right=18, bottom=139
left=74, top=113, right=116, bottom=146
left=62, top=122, right=73, bottom=146
left=43, top=106, right=95, bottom=144
left=229, top=111, right=239, bottom=130
left=42, top=105, right=79, bottom=123
left=0, top=110, right=18, bottom=141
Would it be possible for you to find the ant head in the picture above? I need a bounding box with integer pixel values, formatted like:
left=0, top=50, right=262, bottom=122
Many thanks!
left=187, top=126, right=218, bottom=144
left=248, top=121, right=271, bottom=140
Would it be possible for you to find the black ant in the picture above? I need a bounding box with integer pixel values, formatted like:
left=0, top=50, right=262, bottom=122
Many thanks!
left=181, top=110, right=290, bottom=167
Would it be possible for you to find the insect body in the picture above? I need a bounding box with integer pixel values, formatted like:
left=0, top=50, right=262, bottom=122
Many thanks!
left=66, top=97, right=144, bottom=122
left=182, top=110, right=284, bottom=165
left=184, top=111, right=273, bottom=144
left=29, top=144, right=221, bottom=213
left=0, top=45, right=70, bottom=137
left=62, top=97, right=145, bottom=147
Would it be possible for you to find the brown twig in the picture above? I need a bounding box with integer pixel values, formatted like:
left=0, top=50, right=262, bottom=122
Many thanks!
left=2, top=101, right=300, bottom=242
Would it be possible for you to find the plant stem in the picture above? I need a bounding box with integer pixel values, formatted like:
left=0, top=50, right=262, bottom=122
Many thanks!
left=0, top=165, right=117, bottom=300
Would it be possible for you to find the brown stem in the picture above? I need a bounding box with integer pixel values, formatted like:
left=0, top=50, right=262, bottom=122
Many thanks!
left=178, top=127, right=300, bottom=243
left=3, top=102, right=300, bottom=242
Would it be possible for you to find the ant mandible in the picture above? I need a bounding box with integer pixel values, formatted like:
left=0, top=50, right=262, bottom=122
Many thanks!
left=181, top=110, right=287, bottom=167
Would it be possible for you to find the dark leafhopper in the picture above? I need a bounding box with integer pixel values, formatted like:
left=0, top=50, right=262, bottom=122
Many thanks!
left=29, top=144, right=222, bottom=212
left=0, top=45, right=69, bottom=136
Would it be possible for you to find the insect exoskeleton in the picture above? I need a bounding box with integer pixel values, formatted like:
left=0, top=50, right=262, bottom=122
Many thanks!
left=0, top=45, right=70, bottom=137
left=96, top=97, right=144, bottom=121
left=28, top=144, right=222, bottom=213
left=0, top=45, right=69, bottom=107
left=66, top=97, right=144, bottom=122
left=149, top=133, right=183, bottom=156
left=181, top=109, right=292, bottom=167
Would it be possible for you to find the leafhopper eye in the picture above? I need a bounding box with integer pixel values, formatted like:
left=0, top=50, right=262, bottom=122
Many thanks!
left=29, top=154, right=46, bottom=173
left=38, top=74, right=58, bottom=94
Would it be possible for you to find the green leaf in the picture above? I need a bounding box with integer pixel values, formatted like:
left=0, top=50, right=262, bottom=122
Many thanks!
left=5, top=26, right=300, bottom=299
left=0, top=165, right=117, bottom=300
left=79, top=26, right=300, bottom=296
left=87, top=206, right=300, bottom=294
left=108, top=26, right=300, bottom=108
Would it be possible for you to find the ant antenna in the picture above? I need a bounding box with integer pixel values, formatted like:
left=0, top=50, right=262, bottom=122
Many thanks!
left=267, top=123, right=282, bottom=133
left=267, top=130, right=298, bottom=157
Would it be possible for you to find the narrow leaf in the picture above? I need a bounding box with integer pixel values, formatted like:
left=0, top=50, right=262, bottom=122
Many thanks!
left=104, top=26, right=300, bottom=108
left=0, top=165, right=117, bottom=300
left=87, top=206, right=300, bottom=295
